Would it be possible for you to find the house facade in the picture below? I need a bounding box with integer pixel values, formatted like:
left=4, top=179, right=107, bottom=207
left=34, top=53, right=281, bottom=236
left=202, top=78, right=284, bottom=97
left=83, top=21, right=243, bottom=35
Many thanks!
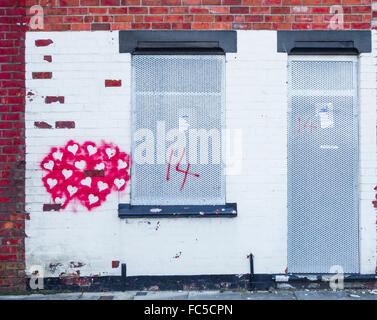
left=0, top=0, right=376, bottom=292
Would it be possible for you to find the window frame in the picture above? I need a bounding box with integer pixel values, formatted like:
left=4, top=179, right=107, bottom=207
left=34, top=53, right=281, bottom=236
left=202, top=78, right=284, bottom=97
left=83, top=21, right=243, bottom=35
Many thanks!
left=118, top=31, right=238, bottom=218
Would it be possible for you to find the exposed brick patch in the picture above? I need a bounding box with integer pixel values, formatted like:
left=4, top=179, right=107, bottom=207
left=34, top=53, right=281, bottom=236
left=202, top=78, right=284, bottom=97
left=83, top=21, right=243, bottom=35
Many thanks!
left=35, top=40, right=53, bottom=47
left=84, top=170, right=105, bottom=177
left=91, top=23, right=111, bottom=30
left=43, top=56, right=52, bottom=63
left=43, top=204, right=62, bottom=212
left=105, top=80, right=122, bottom=87
left=112, top=261, right=120, bottom=268
left=45, top=96, right=64, bottom=104
left=69, top=261, right=84, bottom=268
left=55, top=121, right=75, bottom=129
left=34, top=121, right=53, bottom=129
left=32, top=72, right=52, bottom=79
left=26, top=91, right=35, bottom=102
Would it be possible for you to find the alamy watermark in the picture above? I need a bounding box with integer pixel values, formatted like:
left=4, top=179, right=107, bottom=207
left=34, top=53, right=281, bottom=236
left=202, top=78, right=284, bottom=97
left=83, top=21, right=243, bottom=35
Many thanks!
left=329, top=265, right=344, bottom=291
left=329, top=6, right=344, bottom=30
left=133, top=121, right=243, bottom=175
left=29, top=265, right=44, bottom=290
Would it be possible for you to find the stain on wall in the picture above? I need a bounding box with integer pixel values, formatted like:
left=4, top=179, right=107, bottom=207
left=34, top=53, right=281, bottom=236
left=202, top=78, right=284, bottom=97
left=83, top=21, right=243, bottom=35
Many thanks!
left=41, top=140, right=130, bottom=210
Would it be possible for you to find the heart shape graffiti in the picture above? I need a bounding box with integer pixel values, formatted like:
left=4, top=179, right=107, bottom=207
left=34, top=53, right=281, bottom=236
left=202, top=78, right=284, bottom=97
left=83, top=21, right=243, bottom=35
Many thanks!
left=41, top=140, right=130, bottom=210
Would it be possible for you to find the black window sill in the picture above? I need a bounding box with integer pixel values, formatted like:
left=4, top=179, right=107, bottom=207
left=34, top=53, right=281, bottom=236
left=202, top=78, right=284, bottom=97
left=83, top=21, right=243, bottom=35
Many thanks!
left=118, top=203, right=237, bottom=218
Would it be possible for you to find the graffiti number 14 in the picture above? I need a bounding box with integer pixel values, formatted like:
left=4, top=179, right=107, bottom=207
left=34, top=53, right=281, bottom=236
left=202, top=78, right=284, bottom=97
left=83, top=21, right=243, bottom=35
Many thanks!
left=166, top=148, right=200, bottom=191
left=297, top=116, right=317, bottom=134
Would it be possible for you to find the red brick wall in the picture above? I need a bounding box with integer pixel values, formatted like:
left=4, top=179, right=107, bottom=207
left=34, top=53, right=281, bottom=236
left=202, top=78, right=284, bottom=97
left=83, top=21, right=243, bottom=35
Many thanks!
left=24, top=0, right=371, bottom=31
left=0, top=0, right=27, bottom=293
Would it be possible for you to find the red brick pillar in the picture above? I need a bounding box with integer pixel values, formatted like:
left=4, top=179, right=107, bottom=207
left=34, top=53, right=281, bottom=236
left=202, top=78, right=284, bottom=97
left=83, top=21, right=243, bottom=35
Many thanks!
left=0, top=0, right=26, bottom=293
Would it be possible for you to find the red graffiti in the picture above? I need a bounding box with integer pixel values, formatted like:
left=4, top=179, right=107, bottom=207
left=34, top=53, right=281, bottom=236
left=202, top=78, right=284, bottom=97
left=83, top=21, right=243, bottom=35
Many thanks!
left=297, top=116, right=317, bottom=134
left=166, top=148, right=199, bottom=191
left=41, top=140, right=130, bottom=210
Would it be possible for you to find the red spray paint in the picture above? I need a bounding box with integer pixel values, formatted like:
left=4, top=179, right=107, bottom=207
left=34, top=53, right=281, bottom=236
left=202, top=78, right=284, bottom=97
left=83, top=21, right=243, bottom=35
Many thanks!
left=41, top=140, right=130, bottom=210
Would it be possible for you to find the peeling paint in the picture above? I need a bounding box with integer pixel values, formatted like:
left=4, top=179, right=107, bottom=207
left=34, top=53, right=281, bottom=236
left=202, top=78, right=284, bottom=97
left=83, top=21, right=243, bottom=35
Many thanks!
left=69, top=261, right=85, bottom=268
left=49, top=262, right=63, bottom=273
left=26, top=91, right=35, bottom=102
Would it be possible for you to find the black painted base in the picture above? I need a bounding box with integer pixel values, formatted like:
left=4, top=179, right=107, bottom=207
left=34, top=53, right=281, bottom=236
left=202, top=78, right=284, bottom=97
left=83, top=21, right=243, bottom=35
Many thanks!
left=25, top=273, right=377, bottom=293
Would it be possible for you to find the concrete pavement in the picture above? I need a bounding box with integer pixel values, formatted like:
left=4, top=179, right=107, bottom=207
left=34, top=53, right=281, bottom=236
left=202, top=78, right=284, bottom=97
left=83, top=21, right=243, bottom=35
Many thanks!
left=1, top=289, right=377, bottom=300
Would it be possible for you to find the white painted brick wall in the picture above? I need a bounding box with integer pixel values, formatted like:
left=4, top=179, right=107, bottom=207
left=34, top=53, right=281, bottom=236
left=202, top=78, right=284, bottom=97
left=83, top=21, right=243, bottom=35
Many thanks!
left=25, top=30, right=377, bottom=278
left=361, top=30, right=377, bottom=274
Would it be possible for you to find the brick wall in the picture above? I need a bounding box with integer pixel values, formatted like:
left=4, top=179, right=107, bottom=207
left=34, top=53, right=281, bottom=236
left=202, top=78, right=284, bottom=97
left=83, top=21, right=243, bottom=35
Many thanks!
left=24, top=0, right=371, bottom=31
left=0, top=1, right=27, bottom=292
left=0, top=0, right=375, bottom=293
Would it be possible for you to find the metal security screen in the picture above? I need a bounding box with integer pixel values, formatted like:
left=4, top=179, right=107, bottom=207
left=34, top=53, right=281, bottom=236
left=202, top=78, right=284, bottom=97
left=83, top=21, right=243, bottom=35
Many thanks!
left=131, top=55, right=225, bottom=205
left=288, top=56, right=359, bottom=273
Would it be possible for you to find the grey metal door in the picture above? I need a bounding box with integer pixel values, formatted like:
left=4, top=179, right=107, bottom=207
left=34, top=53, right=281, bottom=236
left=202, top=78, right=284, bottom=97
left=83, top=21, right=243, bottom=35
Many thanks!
left=288, top=56, right=359, bottom=273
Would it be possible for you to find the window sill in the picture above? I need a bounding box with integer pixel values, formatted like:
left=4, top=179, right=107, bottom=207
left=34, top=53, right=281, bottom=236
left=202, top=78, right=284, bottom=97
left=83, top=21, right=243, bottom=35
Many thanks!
left=118, top=203, right=237, bottom=218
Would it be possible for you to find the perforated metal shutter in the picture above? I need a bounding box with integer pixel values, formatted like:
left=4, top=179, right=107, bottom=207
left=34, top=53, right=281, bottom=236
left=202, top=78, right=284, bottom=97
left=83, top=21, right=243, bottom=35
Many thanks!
left=288, top=56, right=359, bottom=273
left=131, top=55, right=225, bottom=205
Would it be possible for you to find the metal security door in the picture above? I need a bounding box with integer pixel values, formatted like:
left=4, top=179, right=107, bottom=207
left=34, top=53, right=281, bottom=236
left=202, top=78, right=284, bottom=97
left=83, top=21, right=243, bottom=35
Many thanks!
left=288, top=56, right=359, bottom=273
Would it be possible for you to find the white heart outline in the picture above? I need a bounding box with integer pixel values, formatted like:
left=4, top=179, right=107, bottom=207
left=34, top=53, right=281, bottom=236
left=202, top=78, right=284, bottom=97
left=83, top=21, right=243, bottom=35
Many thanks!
left=52, top=151, right=63, bottom=161
left=114, top=178, right=125, bottom=190
left=118, top=159, right=128, bottom=170
left=81, top=177, right=92, bottom=187
left=74, top=160, right=86, bottom=170
left=87, top=145, right=97, bottom=156
left=88, top=194, right=99, bottom=205
left=62, top=169, right=72, bottom=179
left=54, top=197, right=64, bottom=204
left=67, top=144, right=78, bottom=155
left=47, top=178, right=57, bottom=189
left=98, top=181, right=108, bottom=192
left=43, top=160, right=54, bottom=171
left=67, top=185, right=78, bottom=196
left=106, top=148, right=116, bottom=159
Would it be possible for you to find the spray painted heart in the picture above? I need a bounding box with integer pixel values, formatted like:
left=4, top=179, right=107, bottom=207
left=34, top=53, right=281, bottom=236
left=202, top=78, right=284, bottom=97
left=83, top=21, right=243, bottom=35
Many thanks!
left=41, top=140, right=130, bottom=210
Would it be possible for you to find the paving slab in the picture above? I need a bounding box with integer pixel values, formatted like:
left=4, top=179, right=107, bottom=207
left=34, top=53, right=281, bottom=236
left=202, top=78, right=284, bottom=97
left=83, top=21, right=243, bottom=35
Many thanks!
left=112, top=292, right=137, bottom=300
left=188, top=291, right=245, bottom=300
left=80, top=292, right=114, bottom=300
left=2, top=288, right=377, bottom=300
left=134, top=291, right=189, bottom=300
left=0, top=293, right=82, bottom=300
left=245, top=290, right=297, bottom=300
left=295, top=289, right=377, bottom=300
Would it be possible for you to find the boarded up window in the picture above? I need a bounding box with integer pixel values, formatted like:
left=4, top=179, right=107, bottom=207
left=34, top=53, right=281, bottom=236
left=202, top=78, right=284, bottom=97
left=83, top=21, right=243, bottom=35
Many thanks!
left=131, top=55, right=225, bottom=205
